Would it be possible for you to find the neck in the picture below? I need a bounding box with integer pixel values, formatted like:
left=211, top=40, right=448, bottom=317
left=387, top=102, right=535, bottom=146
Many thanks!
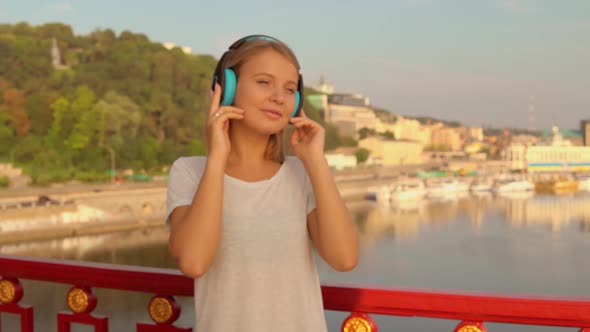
left=227, top=124, right=273, bottom=166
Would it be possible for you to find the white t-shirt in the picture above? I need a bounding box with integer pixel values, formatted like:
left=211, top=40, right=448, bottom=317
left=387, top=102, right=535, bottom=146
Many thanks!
left=166, top=156, right=327, bottom=332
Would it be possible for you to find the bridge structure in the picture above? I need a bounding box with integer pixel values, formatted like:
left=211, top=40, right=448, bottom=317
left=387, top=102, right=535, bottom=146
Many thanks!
left=1, top=254, right=590, bottom=332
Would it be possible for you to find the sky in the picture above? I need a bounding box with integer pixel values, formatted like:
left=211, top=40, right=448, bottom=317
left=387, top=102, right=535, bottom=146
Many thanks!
left=1, top=0, right=589, bottom=130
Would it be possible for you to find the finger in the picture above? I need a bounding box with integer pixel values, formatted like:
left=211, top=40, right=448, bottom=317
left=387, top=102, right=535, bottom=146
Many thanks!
left=209, top=107, right=245, bottom=120
left=289, top=116, right=314, bottom=123
left=218, top=106, right=245, bottom=113
left=290, top=127, right=301, bottom=145
left=211, top=111, right=244, bottom=125
left=292, top=119, right=317, bottom=128
left=208, top=83, right=222, bottom=115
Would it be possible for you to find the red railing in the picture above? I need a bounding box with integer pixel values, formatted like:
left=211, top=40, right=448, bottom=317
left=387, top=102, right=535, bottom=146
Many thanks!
left=1, top=254, right=590, bottom=332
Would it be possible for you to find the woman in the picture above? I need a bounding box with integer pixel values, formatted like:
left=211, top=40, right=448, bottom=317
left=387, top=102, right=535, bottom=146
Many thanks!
left=166, top=35, right=358, bottom=331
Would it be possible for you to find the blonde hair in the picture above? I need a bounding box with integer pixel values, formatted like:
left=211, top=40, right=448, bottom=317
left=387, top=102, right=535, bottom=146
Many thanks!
left=222, top=38, right=300, bottom=164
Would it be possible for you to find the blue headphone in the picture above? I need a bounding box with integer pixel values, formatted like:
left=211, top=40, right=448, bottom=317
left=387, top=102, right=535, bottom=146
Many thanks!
left=211, top=35, right=303, bottom=118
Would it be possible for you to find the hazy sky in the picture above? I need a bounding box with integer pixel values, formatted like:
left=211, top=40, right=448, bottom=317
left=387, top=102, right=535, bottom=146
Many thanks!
left=1, top=0, right=589, bottom=129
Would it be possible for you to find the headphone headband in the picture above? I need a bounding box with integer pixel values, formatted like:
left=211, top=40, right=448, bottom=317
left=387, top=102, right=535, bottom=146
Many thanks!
left=229, top=35, right=280, bottom=50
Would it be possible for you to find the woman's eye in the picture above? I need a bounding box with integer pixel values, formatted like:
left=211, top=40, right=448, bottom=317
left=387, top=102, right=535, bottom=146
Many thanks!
left=257, top=80, right=269, bottom=85
left=286, top=89, right=296, bottom=94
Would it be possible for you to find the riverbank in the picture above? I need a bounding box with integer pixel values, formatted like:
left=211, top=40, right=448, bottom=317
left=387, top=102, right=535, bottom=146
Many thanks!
left=0, top=198, right=374, bottom=245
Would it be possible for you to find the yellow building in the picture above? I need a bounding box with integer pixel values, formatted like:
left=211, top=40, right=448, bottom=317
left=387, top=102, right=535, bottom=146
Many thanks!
left=464, top=141, right=483, bottom=154
left=359, top=137, right=423, bottom=166
left=430, top=125, right=463, bottom=151
left=468, top=127, right=484, bottom=141
left=376, top=116, right=430, bottom=145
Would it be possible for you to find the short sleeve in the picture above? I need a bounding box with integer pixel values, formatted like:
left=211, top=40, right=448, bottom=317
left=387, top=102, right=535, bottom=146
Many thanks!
left=165, top=157, right=200, bottom=224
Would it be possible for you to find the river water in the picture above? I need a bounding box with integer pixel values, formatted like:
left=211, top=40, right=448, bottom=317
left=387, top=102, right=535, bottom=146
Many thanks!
left=2, top=192, right=590, bottom=331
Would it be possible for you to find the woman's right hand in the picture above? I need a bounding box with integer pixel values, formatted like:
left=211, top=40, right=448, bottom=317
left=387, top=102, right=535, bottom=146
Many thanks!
left=206, top=83, right=245, bottom=165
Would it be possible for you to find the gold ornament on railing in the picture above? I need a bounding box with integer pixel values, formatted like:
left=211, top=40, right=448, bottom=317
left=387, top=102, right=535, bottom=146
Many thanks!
left=455, top=321, right=488, bottom=332
left=148, top=295, right=180, bottom=325
left=66, top=286, right=97, bottom=314
left=0, top=279, right=16, bottom=303
left=457, top=326, right=484, bottom=332
left=342, top=313, right=378, bottom=332
left=0, top=278, right=23, bottom=304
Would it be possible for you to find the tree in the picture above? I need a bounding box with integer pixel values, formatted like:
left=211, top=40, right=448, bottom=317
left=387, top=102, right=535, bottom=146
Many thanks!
left=380, top=130, right=395, bottom=140
left=0, top=110, right=13, bottom=154
left=48, top=97, right=70, bottom=148
left=94, top=91, right=142, bottom=148
left=358, top=127, right=374, bottom=139
left=66, top=86, right=99, bottom=150
left=2, top=88, right=31, bottom=136
left=355, top=148, right=370, bottom=164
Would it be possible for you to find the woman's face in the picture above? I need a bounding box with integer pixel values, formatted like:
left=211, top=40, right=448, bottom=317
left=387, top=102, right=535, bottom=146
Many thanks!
left=232, top=48, right=299, bottom=136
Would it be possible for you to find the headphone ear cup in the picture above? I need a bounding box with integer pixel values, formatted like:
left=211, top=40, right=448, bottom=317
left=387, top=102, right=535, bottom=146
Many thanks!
left=291, top=74, right=304, bottom=118
left=291, top=91, right=301, bottom=118
left=222, top=68, right=237, bottom=106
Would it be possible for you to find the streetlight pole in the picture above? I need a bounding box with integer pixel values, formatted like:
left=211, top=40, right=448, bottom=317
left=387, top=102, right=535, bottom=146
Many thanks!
left=103, top=145, right=115, bottom=184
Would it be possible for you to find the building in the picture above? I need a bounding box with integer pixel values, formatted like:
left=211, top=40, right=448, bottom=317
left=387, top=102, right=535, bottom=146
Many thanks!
left=324, top=147, right=358, bottom=170
left=325, top=93, right=377, bottom=139
left=51, top=37, right=68, bottom=70
left=511, top=134, right=537, bottom=146
left=306, top=94, right=329, bottom=119
left=312, top=76, right=334, bottom=94
left=506, top=127, right=590, bottom=172
left=582, top=120, right=590, bottom=146
left=376, top=116, right=430, bottom=145
left=468, top=127, right=484, bottom=142
left=359, top=137, right=423, bottom=166
left=163, top=42, right=192, bottom=55
left=430, top=125, right=463, bottom=151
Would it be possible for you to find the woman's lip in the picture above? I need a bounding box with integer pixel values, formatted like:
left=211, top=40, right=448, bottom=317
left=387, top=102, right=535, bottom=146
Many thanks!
left=262, top=109, right=282, bottom=117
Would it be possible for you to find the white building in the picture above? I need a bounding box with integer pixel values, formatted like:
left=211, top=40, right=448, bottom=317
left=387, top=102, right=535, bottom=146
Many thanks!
left=506, top=127, right=590, bottom=172
left=163, top=42, right=192, bottom=55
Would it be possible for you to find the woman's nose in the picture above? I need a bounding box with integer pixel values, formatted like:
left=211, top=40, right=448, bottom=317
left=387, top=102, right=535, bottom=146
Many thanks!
left=270, top=87, right=286, bottom=104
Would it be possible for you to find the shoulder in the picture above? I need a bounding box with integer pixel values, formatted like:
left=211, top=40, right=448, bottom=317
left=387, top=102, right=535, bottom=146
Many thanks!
left=283, top=156, right=310, bottom=181
left=170, top=156, right=208, bottom=179
left=284, top=155, right=305, bottom=171
left=172, top=156, right=207, bottom=169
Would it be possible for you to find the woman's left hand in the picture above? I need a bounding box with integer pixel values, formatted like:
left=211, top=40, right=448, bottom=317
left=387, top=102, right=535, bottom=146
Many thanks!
left=289, top=109, right=325, bottom=163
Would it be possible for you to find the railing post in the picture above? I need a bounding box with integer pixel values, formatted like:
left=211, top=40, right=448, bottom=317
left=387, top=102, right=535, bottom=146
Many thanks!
left=57, top=286, right=108, bottom=332
left=0, top=277, right=34, bottom=332
left=137, top=295, right=191, bottom=332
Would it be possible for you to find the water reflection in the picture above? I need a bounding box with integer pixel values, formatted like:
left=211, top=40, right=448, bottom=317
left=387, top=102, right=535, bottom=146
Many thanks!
left=356, top=192, right=590, bottom=243
left=4, top=194, right=590, bottom=259
left=0, top=227, right=177, bottom=268
left=2, top=195, right=590, bottom=332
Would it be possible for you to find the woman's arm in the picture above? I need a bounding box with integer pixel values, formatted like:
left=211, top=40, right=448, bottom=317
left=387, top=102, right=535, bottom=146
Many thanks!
left=168, top=158, right=225, bottom=278
left=289, top=113, right=359, bottom=271
left=304, top=155, right=359, bottom=271
left=169, top=83, right=245, bottom=278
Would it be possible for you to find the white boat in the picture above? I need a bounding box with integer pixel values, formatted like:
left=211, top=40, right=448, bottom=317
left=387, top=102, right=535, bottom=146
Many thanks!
left=426, top=178, right=470, bottom=198
left=390, top=180, right=426, bottom=202
left=577, top=175, right=590, bottom=191
left=493, top=179, right=534, bottom=193
left=470, top=178, right=494, bottom=192
left=366, top=185, right=391, bottom=204
left=496, top=190, right=535, bottom=200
